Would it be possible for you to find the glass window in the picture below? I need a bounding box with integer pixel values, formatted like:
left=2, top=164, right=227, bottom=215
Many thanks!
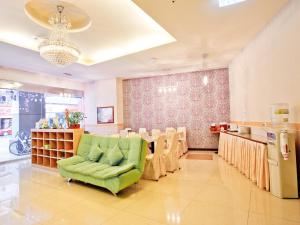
left=45, top=94, right=83, bottom=128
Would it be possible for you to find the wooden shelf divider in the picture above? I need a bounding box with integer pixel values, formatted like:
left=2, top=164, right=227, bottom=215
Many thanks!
left=31, top=129, right=83, bottom=169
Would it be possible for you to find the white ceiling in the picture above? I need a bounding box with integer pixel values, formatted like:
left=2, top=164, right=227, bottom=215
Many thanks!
left=22, top=0, right=176, bottom=65
left=0, top=0, right=288, bottom=82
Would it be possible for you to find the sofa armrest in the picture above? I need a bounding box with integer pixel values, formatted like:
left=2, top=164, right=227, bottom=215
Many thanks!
left=118, top=169, right=141, bottom=191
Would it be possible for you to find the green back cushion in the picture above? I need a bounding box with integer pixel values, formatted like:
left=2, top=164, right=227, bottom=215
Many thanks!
left=98, top=137, right=118, bottom=164
left=77, top=134, right=94, bottom=159
left=107, top=145, right=124, bottom=166
left=87, top=146, right=104, bottom=162
left=77, top=135, right=143, bottom=169
left=127, top=137, right=142, bottom=168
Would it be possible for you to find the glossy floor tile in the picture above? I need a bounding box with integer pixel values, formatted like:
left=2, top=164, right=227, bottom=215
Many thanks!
left=0, top=153, right=299, bottom=225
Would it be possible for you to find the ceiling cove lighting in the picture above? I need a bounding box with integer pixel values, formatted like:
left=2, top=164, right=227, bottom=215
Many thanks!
left=39, top=5, right=80, bottom=67
left=219, top=0, right=246, bottom=7
left=0, top=80, right=23, bottom=89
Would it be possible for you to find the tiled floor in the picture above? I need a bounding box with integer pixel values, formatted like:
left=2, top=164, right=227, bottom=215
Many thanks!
left=0, top=153, right=299, bottom=225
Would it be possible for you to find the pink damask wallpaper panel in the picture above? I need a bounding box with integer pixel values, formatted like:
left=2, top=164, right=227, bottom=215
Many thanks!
left=123, top=68, right=230, bottom=149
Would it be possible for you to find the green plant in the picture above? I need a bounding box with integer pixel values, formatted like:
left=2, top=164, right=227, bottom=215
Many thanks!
left=68, top=112, right=84, bottom=125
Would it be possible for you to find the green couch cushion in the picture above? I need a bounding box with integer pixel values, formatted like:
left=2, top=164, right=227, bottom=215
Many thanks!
left=79, top=164, right=110, bottom=175
left=87, top=146, right=104, bottom=162
left=127, top=137, right=142, bottom=168
left=65, top=161, right=111, bottom=175
left=64, top=161, right=92, bottom=173
left=107, top=145, right=124, bottom=166
left=77, top=134, right=94, bottom=159
left=91, top=163, right=135, bottom=179
left=57, top=156, right=85, bottom=168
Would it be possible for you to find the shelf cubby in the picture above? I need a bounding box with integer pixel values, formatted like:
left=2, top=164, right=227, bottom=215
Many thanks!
left=31, top=129, right=83, bottom=169
left=37, top=149, right=43, bottom=155
left=37, top=156, right=43, bottom=165
left=65, top=152, right=73, bottom=158
left=32, top=139, right=37, bottom=148
left=50, top=158, right=57, bottom=168
left=43, top=139, right=50, bottom=149
left=49, top=132, right=57, bottom=140
left=43, top=157, right=50, bottom=167
left=37, top=132, right=43, bottom=139
left=32, top=148, right=37, bottom=155
left=57, top=151, right=65, bottom=159
left=50, top=150, right=57, bottom=158
left=57, top=141, right=64, bottom=150
left=32, top=132, right=37, bottom=139
left=43, top=132, right=50, bottom=139
left=43, top=149, right=50, bottom=157
left=37, top=140, right=43, bottom=148
left=32, top=155, right=37, bottom=164
left=64, top=142, right=73, bottom=151
left=64, top=132, right=73, bottom=141
left=50, top=140, right=57, bottom=149
left=57, top=132, right=64, bottom=140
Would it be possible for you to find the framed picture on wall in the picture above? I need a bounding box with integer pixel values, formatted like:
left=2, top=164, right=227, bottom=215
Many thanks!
left=97, top=106, right=114, bottom=124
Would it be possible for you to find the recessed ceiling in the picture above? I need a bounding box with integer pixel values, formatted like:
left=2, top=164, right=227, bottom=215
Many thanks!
left=25, top=0, right=92, bottom=32
left=0, top=0, right=289, bottom=82
left=1, top=0, right=175, bottom=66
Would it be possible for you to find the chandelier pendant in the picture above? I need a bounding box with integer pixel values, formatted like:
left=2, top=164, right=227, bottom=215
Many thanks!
left=39, top=5, right=80, bottom=67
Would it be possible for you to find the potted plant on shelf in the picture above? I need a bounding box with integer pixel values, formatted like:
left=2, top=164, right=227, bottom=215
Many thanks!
left=68, top=112, right=84, bottom=129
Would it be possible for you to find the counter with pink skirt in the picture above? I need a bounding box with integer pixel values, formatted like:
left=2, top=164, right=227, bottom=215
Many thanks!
left=218, top=131, right=270, bottom=191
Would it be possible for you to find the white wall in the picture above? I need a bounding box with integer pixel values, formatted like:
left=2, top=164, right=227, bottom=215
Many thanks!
left=229, top=0, right=300, bottom=123
left=84, top=78, right=123, bottom=135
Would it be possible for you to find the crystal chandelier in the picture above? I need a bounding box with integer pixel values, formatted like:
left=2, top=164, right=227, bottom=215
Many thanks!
left=39, top=5, right=80, bottom=67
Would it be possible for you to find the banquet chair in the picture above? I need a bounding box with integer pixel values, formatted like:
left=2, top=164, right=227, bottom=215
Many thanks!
left=151, top=129, right=161, bottom=140
left=177, top=127, right=188, bottom=156
left=142, top=135, right=167, bottom=181
left=164, top=132, right=180, bottom=172
left=139, top=128, right=147, bottom=134
left=120, top=129, right=128, bottom=137
left=140, top=131, right=153, bottom=143
left=166, top=127, right=176, bottom=147
left=128, top=132, right=139, bottom=137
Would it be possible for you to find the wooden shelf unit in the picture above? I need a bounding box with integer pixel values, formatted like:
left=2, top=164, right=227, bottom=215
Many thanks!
left=31, top=129, right=84, bottom=169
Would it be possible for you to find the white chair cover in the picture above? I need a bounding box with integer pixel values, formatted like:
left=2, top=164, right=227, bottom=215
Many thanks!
left=139, top=128, right=147, bottom=134
left=140, top=132, right=153, bottom=143
left=128, top=132, right=139, bottom=137
left=164, top=133, right=180, bottom=172
left=177, top=127, right=188, bottom=154
left=143, top=135, right=167, bottom=180
left=166, top=127, right=176, bottom=148
left=120, top=130, right=128, bottom=137
left=151, top=129, right=161, bottom=140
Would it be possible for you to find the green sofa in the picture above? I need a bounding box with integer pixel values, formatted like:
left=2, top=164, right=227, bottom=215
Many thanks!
left=57, top=134, right=147, bottom=195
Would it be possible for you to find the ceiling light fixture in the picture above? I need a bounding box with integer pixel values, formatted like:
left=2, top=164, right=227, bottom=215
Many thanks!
left=158, top=85, right=177, bottom=94
left=39, top=5, right=80, bottom=67
left=201, top=53, right=209, bottom=86
left=219, top=0, right=246, bottom=7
